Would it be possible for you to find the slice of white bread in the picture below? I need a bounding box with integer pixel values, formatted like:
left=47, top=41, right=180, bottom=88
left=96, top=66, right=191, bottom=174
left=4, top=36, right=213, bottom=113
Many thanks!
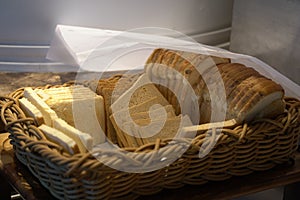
left=39, top=124, right=79, bottom=155
left=111, top=104, right=175, bottom=126
left=106, top=74, right=170, bottom=145
left=109, top=96, right=156, bottom=147
left=35, top=86, right=97, bottom=99
left=110, top=104, right=175, bottom=147
left=110, top=96, right=171, bottom=145
left=49, top=98, right=105, bottom=145
left=96, top=75, right=140, bottom=144
left=53, top=118, right=93, bottom=153
left=23, top=87, right=58, bottom=126
left=122, top=115, right=193, bottom=147
left=35, top=86, right=106, bottom=145
left=129, top=105, right=175, bottom=125
left=110, top=74, right=170, bottom=114
left=18, top=98, right=44, bottom=125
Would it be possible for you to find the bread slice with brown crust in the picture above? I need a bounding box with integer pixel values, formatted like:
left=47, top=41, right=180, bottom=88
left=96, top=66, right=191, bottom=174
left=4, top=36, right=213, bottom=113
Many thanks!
left=145, top=48, right=285, bottom=125
left=145, top=48, right=230, bottom=120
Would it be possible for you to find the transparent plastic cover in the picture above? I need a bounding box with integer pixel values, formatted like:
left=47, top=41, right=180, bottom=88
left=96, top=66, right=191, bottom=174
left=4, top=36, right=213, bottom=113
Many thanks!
left=47, top=25, right=300, bottom=99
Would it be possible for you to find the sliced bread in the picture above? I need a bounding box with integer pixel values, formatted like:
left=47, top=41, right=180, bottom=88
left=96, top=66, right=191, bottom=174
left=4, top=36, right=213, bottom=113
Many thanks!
left=110, top=104, right=176, bottom=147
left=145, top=48, right=285, bottom=124
left=110, top=74, right=170, bottom=114
left=39, top=124, right=79, bottom=155
left=53, top=118, right=93, bottom=153
left=99, top=74, right=141, bottom=144
left=23, top=87, right=58, bottom=126
left=122, top=115, right=193, bottom=147
left=18, top=97, right=44, bottom=125
left=35, top=85, right=106, bottom=145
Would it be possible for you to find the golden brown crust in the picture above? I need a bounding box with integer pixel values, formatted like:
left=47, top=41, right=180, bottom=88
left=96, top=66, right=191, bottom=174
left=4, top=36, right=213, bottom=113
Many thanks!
left=145, top=48, right=285, bottom=124
left=145, top=49, right=231, bottom=117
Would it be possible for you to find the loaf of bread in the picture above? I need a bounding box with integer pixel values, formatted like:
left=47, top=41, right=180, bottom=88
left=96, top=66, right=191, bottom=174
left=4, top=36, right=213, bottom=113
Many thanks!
left=145, top=48, right=285, bottom=124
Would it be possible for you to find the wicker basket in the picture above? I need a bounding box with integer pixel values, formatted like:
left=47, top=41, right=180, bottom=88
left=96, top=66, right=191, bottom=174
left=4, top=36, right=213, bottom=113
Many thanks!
left=0, top=84, right=300, bottom=200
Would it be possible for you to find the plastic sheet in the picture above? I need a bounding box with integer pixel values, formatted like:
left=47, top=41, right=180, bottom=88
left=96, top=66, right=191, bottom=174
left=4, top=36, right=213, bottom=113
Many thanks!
left=47, top=25, right=300, bottom=99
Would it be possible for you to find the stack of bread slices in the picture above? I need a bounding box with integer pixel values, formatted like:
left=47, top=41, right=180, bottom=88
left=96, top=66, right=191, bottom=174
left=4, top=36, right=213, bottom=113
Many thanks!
left=92, top=73, right=141, bottom=145
left=108, top=74, right=193, bottom=148
left=19, top=85, right=105, bottom=154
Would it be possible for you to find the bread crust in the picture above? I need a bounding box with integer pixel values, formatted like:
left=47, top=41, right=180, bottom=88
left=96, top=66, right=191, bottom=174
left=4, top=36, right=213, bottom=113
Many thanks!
left=145, top=48, right=284, bottom=124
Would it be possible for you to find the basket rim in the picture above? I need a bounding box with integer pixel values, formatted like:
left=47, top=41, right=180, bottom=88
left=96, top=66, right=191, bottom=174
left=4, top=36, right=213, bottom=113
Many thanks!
left=0, top=84, right=300, bottom=177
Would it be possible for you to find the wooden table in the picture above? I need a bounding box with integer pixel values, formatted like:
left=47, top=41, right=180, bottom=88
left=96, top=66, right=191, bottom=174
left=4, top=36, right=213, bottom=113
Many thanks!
left=1, top=133, right=300, bottom=200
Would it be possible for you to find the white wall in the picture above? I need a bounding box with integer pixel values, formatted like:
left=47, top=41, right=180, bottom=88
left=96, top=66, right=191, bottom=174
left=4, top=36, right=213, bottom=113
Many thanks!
left=230, top=0, right=300, bottom=84
left=0, top=0, right=233, bottom=45
left=0, top=0, right=233, bottom=71
left=0, top=0, right=232, bottom=44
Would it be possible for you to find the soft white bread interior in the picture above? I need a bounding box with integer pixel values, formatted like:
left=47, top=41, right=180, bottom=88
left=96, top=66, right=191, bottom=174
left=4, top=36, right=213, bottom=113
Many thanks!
left=129, top=105, right=176, bottom=125
left=111, top=104, right=175, bottom=128
left=110, top=74, right=170, bottom=113
left=23, top=87, right=58, bottom=126
left=53, top=118, right=93, bottom=153
left=107, top=74, right=192, bottom=147
left=94, top=73, right=141, bottom=144
left=23, top=86, right=95, bottom=153
left=19, top=97, right=44, bottom=125
left=122, top=114, right=193, bottom=147
left=39, top=124, right=79, bottom=155
left=35, top=86, right=106, bottom=145
left=109, top=74, right=172, bottom=146
left=110, top=104, right=176, bottom=147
